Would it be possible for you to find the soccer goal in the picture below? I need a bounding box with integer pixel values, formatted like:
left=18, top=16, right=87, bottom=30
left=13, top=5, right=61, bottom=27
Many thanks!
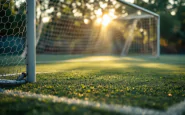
left=0, top=0, right=160, bottom=84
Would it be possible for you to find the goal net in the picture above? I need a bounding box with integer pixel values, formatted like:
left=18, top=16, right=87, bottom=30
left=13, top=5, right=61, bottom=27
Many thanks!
left=0, top=0, right=160, bottom=84
left=0, top=0, right=27, bottom=84
left=36, top=0, right=159, bottom=60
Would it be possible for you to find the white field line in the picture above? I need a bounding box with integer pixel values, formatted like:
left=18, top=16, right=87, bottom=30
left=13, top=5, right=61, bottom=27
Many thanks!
left=1, top=89, right=185, bottom=115
left=166, top=99, right=185, bottom=115
left=0, top=73, right=18, bottom=77
left=0, top=72, right=53, bottom=77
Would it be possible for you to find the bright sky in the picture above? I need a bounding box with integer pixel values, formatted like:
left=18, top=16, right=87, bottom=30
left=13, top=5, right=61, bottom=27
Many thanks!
left=125, top=0, right=179, bottom=4
left=125, top=0, right=135, bottom=3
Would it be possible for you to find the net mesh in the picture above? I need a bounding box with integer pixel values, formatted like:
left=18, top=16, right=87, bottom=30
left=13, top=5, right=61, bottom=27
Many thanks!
left=36, top=0, right=158, bottom=59
left=0, top=0, right=26, bottom=81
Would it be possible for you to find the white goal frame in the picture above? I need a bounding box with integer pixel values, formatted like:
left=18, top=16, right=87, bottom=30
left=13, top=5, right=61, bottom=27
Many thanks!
left=27, top=0, right=36, bottom=83
left=0, top=0, right=160, bottom=84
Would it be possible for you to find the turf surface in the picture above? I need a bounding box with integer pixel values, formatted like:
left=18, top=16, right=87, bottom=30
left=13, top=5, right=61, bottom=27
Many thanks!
left=0, top=55, right=185, bottom=114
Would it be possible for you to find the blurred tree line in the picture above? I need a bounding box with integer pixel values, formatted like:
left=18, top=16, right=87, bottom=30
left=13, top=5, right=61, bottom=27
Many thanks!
left=135, top=0, right=185, bottom=54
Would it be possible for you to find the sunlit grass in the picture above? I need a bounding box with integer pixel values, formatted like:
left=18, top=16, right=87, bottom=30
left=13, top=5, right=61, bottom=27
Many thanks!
left=11, top=68, right=185, bottom=110
left=36, top=55, right=185, bottom=73
left=1, top=55, right=185, bottom=114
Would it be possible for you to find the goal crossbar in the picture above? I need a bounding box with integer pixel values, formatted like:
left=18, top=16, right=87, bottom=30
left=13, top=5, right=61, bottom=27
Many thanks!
left=117, top=0, right=159, bottom=17
left=118, top=14, right=154, bottom=20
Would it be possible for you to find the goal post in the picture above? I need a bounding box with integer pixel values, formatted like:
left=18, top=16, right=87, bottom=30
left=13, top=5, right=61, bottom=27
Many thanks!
left=26, top=0, right=36, bottom=82
left=157, top=16, right=160, bottom=58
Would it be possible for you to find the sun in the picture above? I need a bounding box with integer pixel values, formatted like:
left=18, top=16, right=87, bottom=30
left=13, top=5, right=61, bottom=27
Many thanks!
left=96, top=14, right=113, bottom=26
left=95, top=8, right=117, bottom=27
left=102, top=14, right=112, bottom=26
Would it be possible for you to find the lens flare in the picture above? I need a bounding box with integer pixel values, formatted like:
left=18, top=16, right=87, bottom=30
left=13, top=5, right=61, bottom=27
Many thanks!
left=84, top=19, right=90, bottom=24
left=102, top=14, right=112, bottom=26
left=95, top=14, right=113, bottom=26
left=96, top=18, right=102, bottom=25
left=95, top=9, right=117, bottom=27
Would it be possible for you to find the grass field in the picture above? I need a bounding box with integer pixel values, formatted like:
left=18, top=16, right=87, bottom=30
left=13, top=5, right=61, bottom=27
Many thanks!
left=0, top=55, right=185, bottom=115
